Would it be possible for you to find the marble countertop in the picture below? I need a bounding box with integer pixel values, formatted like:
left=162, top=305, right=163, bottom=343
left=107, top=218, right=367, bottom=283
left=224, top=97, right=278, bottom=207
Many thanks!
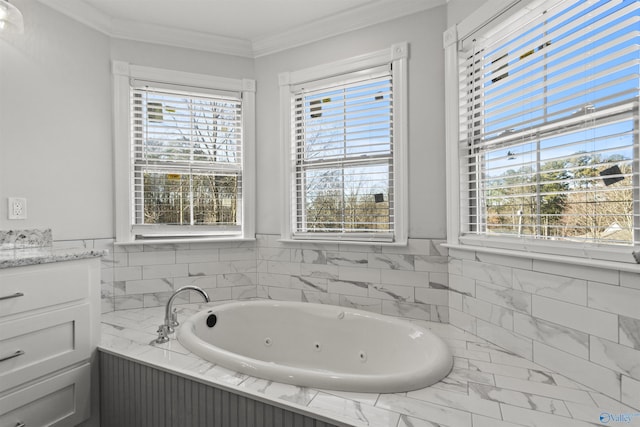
left=0, top=246, right=107, bottom=269
left=0, top=228, right=105, bottom=269
left=99, top=302, right=639, bottom=427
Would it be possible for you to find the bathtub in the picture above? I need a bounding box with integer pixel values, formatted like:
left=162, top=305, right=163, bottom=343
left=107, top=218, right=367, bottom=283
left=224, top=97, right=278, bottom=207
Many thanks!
left=177, top=300, right=453, bottom=393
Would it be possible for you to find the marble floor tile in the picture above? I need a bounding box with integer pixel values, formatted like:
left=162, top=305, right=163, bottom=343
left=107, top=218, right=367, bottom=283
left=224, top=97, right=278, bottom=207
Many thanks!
left=500, top=403, right=606, bottom=426
left=185, top=359, right=248, bottom=386
left=468, top=382, right=571, bottom=416
left=589, top=391, right=640, bottom=413
left=448, top=367, right=496, bottom=387
left=449, top=346, right=492, bottom=362
left=472, top=414, right=528, bottom=427
left=397, top=414, right=449, bottom=427
left=493, top=375, right=594, bottom=405
left=552, top=373, right=590, bottom=389
left=237, top=377, right=318, bottom=406
left=308, top=392, right=399, bottom=427
left=407, top=385, right=501, bottom=418
left=468, top=359, right=554, bottom=384
left=317, top=389, right=380, bottom=406
left=442, top=337, right=468, bottom=350
left=430, top=376, right=469, bottom=395
left=488, top=352, right=548, bottom=370
left=376, top=394, right=472, bottom=427
left=453, top=357, right=470, bottom=370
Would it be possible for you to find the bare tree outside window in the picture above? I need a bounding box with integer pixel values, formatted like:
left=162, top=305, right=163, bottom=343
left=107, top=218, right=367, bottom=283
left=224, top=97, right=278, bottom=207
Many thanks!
left=132, top=88, right=243, bottom=231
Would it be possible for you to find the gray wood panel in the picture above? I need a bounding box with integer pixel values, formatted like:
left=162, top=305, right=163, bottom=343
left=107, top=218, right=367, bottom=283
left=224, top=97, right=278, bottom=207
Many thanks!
left=100, top=352, right=341, bottom=427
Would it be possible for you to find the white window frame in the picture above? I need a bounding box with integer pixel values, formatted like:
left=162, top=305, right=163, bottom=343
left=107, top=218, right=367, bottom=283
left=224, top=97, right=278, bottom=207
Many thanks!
left=112, top=61, right=256, bottom=244
left=279, top=43, right=409, bottom=245
left=444, top=0, right=640, bottom=267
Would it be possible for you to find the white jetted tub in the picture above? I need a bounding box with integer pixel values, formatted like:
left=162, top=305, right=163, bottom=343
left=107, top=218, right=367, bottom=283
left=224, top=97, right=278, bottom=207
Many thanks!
left=177, top=300, right=453, bottom=393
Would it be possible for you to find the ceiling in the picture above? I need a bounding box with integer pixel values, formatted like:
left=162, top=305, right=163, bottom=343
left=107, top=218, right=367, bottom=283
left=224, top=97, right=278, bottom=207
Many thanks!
left=37, top=0, right=446, bottom=57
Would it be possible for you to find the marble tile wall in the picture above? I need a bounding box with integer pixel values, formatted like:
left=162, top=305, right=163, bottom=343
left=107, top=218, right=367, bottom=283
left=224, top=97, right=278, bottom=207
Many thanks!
left=50, top=237, right=254, bottom=312
left=255, top=235, right=449, bottom=322
left=448, top=248, right=640, bottom=410
left=98, top=239, right=256, bottom=313
left=55, top=234, right=449, bottom=322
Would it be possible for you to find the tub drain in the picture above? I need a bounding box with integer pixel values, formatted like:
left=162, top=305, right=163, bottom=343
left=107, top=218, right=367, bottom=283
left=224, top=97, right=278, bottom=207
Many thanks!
left=264, top=337, right=272, bottom=347
left=313, top=342, right=322, bottom=352
left=358, top=351, right=367, bottom=362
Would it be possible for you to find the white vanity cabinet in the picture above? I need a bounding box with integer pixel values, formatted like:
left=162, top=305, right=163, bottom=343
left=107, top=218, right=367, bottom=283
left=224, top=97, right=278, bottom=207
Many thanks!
left=0, top=257, right=100, bottom=427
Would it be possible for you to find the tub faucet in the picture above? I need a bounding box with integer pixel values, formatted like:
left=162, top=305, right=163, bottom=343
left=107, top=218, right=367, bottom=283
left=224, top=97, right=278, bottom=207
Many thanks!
left=156, top=285, right=210, bottom=344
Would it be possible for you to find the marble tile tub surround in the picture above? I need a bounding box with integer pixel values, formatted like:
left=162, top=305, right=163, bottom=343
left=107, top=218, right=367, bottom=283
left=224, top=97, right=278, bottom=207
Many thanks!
left=92, top=234, right=449, bottom=320
left=101, top=303, right=640, bottom=427
left=41, top=231, right=640, bottom=412
left=256, top=235, right=449, bottom=322
left=448, top=248, right=640, bottom=411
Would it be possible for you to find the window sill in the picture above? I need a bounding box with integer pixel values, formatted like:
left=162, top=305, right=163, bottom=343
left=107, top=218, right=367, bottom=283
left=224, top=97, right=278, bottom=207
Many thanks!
left=444, top=240, right=640, bottom=274
left=277, top=238, right=407, bottom=247
left=115, top=237, right=256, bottom=246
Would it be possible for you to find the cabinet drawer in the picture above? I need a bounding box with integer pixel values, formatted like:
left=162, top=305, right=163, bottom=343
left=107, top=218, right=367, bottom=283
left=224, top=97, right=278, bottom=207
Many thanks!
left=0, top=305, right=91, bottom=393
left=0, top=363, right=90, bottom=427
left=0, top=261, right=89, bottom=319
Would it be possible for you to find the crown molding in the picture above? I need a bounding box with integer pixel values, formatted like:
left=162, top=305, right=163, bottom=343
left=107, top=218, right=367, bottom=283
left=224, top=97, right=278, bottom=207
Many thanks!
left=252, top=0, right=445, bottom=58
left=38, top=0, right=445, bottom=58
left=37, top=0, right=254, bottom=57
left=110, top=19, right=253, bottom=57
left=38, top=0, right=112, bottom=34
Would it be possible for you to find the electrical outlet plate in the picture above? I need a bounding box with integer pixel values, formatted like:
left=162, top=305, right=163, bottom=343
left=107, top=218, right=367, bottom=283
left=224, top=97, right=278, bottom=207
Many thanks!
left=8, top=197, right=27, bottom=220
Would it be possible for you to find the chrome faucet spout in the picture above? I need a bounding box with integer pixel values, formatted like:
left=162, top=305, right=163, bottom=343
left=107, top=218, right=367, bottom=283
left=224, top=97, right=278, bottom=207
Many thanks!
left=156, top=285, right=210, bottom=344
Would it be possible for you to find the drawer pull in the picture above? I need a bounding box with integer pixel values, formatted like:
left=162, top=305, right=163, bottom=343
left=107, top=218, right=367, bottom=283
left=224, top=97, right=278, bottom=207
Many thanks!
left=16, top=423, right=26, bottom=427
left=0, top=292, right=24, bottom=301
left=0, top=349, right=25, bottom=362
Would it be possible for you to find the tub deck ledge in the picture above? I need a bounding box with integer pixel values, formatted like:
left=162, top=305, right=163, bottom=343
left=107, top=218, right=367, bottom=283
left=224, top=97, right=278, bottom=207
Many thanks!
left=100, top=301, right=635, bottom=427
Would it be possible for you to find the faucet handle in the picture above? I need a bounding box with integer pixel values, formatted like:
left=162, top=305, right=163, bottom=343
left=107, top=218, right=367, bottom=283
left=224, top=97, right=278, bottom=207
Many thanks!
left=170, top=308, right=179, bottom=328
left=155, top=324, right=170, bottom=343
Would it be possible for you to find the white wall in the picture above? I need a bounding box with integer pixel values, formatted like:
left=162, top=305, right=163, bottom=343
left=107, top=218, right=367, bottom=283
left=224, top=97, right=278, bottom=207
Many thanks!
left=110, top=38, right=254, bottom=80
left=254, top=7, right=448, bottom=238
left=0, top=0, right=112, bottom=240
left=0, top=1, right=255, bottom=242
left=1, top=2, right=448, bottom=241
left=446, top=0, right=487, bottom=27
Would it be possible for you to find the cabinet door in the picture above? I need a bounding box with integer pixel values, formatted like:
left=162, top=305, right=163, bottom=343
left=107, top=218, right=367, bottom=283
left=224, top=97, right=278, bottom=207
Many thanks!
left=0, top=363, right=90, bottom=426
left=0, top=304, right=91, bottom=393
left=0, top=261, right=89, bottom=319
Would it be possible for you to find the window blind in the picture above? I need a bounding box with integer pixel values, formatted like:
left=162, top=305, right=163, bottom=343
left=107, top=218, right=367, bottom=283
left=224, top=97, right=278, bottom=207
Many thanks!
left=130, top=83, right=243, bottom=236
left=291, top=69, right=395, bottom=240
left=458, top=0, right=640, bottom=246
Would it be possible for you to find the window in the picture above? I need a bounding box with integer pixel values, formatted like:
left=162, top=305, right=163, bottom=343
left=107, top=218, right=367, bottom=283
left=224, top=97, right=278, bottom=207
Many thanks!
left=446, top=0, right=640, bottom=257
left=280, top=43, right=408, bottom=243
left=113, top=62, right=255, bottom=243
